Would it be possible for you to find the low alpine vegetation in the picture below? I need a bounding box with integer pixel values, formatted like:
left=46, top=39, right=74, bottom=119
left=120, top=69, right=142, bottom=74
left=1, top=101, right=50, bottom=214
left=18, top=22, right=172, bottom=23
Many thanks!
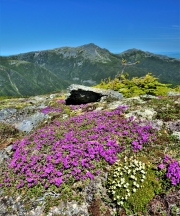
left=0, top=105, right=156, bottom=193
left=107, top=156, right=161, bottom=213
left=94, top=73, right=175, bottom=97
left=157, top=154, right=180, bottom=188
left=0, top=77, right=180, bottom=215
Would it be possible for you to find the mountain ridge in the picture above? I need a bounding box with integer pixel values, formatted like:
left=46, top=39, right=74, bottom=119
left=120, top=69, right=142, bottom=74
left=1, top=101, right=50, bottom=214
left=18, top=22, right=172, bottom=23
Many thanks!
left=3, top=44, right=180, bottom=60
left=0, top=43, right=180, bottom=96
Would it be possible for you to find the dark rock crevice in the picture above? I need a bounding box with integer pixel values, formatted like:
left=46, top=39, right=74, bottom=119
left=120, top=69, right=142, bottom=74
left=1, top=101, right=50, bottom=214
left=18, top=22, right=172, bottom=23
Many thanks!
left=65, top=90, right=102, bottom=105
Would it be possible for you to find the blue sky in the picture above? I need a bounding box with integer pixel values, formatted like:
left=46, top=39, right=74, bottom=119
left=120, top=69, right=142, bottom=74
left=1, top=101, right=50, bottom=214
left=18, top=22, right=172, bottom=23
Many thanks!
left=0, top=0, right=180, bottom=56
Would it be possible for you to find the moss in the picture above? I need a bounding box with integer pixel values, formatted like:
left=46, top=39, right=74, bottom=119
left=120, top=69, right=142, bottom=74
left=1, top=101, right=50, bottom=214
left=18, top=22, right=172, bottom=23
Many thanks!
left=125, top=168, right=161, bottom=213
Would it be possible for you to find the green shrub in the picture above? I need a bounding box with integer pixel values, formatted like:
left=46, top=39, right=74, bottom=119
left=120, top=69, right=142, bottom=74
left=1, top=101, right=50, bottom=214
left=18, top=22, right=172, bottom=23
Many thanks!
left=94, top=73, right=171, bottom=97
left=107, top=156, right=161, bottom=214
left=173, top=85, right=180, bottom=92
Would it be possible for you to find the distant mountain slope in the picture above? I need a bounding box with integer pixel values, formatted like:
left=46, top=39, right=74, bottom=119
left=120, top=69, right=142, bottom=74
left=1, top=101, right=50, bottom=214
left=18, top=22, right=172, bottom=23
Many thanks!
left=7, top=43, right=121, bottom=86
left=0, top=57, right=68, bottom=96
left=1, top=44, right=180, bottom=96
left=155, top=52, right=180, bottom=59
left=116, top=49, right=180, bottom=85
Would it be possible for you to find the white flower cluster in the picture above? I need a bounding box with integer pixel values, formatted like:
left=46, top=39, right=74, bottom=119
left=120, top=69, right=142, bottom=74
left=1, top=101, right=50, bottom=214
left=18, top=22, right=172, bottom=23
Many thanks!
left=107, top=156, right=147, bottom=206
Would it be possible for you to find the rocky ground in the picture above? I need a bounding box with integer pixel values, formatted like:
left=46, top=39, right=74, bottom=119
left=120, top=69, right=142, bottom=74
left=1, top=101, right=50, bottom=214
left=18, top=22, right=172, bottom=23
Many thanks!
left=0, top=91, right=180, bottom=216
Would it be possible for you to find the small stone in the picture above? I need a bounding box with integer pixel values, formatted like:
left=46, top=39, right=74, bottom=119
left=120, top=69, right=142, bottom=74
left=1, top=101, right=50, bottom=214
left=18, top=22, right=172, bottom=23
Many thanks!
left=172, top=132, right=180, bottom=140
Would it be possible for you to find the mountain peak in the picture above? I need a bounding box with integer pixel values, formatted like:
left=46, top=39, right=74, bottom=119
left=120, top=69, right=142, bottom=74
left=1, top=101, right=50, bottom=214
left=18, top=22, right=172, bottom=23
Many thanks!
left=76, top=43, right=111, bottom=63
left=79, top=43, right=103, bottom=53
left=120, top=48, right=144, bottom=54
left=80, top=43, right=98, bottom=48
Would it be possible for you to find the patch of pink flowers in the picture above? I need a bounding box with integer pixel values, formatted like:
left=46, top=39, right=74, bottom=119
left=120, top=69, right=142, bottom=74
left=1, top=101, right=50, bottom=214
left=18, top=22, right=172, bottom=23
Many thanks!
left=41, top=100, right=65, bottom=114
left=158, top=154, right=180, bottom=186
left=0, top=105, right=156, bottom=190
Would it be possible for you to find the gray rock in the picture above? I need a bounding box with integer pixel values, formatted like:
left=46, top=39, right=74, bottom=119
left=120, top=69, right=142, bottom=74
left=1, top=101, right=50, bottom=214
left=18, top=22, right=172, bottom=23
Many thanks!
left=125, top=108, right=157, bottom=121
left=15, top=112, right=49, bottom=133
left=124, top=96, right=146, bottom=104
left=149, top=120, right=164, bottom=130
left=107, top=101, right=127, bottom=110
left=0, top=108, right=17, bottom=121
left=140, top=94, right=158, bottom=99
left=165, top=120, right=180, bottom=132
left=47, top=201, right=89, bottom=216
left=0, top=144, right=13, bottom=164
left=138, top=119, right=164, bottom=131
left=65, top=84, right=123, bottom=105
left=28, top=206, right=45, bottom=216
left=167, top=91, right=180, bottom=96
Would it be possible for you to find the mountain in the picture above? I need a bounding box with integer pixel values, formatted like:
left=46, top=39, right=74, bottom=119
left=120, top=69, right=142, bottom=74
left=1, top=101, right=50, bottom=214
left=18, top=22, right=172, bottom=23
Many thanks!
left=0, top=57, right=69, bottom=96
left=0, top=43, right=180, bottom=96
left=116, top=48, right=180, bottom=85
left=5, top=43, right=120, bottom=86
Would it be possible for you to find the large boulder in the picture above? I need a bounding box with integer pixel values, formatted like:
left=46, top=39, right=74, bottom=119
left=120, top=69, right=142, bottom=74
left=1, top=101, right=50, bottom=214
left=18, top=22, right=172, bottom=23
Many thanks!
left=65, top=84, right=123, bottom=105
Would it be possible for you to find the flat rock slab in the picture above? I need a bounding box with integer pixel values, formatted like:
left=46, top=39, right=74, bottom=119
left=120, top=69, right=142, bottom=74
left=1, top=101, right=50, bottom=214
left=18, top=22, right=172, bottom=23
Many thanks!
left=65, top=84, right=123, bottom=105
left=15, top=112, right=48, bottom=133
